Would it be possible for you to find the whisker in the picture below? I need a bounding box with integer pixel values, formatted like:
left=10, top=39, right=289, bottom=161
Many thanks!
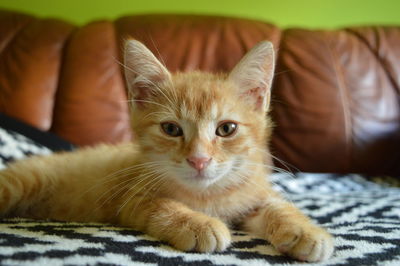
left=273, top=69, right=291, bottom=77
left=129, top=173, right=167, bottom=218
left=93, top=171, right=155, bottom=212
left=147, top=36, right=179, bottom=109
left=242, top=159, right=296, bottom=180
left=114, top=163, right=168, bottom=208
left=118, top=171, right=166, bottom=216
left=95, top=168, right=162, bottom=216
left=251, top=147, right=299, bottom=173
left=230, top=168, right=293, bottom=202
left=116, top=168, right=164, bottom=206
left=148, top=36, right=168, bottom=69
left=269, top=154, right=299, bottom=173
left=124, top=99, right=170, bottom=110
left=141, top=111, right=174, bottom=120
left=84, top=161, right=168, bottom=214
left=78, top=163, right=160, bottom=200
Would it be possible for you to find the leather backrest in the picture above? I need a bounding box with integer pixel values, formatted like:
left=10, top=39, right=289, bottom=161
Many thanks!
left=271, top=27, right=400, bottom=175
left=0, top=10, right=73, bottom=130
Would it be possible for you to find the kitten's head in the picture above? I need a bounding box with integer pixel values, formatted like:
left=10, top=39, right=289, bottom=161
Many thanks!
left=124, top=40, right=275, bottom=191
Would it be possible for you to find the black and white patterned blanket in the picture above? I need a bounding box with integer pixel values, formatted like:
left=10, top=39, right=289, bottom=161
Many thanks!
left=0, top=115, right=400, bottom=265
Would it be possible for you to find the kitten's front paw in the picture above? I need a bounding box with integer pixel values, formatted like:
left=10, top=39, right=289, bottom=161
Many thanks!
left=269, top=223, right=334, bottom=262
left=169, top=214, right=231, bottom=253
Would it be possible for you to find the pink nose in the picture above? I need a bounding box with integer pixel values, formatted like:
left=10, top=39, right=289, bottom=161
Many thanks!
left=186, top=157, right=212, bottom=171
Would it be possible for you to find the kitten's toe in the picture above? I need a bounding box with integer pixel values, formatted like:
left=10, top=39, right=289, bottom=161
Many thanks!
left=208, top=218, right=231, bottom=252
left=270, top=224, right=334, bottom=262
left=170, top=229, right=197, bottom=251
left=169, top=214, right=231, bottom=253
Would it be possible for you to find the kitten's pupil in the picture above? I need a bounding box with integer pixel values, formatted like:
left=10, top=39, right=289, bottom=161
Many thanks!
left=161, top=122, right=183, bottom=137
left=216, top=122, right=237, bottom=137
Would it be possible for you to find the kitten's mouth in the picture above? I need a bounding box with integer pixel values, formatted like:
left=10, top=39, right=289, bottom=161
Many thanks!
left=177, top=166, right=233, bottom=189
left=192, top=170, right=208, bottom=179
left=187, top=168, right=218, bottom=183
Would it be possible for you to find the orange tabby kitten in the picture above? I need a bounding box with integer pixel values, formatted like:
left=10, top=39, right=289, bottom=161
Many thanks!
left=0, top=40, right=333, bottom=262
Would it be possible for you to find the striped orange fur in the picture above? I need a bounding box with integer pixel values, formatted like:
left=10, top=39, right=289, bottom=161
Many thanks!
left=0, top=40, right=334, bottom=262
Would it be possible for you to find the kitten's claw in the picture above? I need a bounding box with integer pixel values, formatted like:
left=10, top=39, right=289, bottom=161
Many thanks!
left=169, top=214, right=231, bottom=253
left=270, top=223, right=334, bottom=262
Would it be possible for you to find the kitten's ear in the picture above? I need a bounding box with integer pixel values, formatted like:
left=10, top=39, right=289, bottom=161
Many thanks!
left=124, top=39, right=171, bottom=108
left=228, top=41, right=275, bottom=112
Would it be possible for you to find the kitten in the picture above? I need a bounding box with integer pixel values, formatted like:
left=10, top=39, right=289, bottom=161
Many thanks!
left=0, top=40, right=334, bottom=262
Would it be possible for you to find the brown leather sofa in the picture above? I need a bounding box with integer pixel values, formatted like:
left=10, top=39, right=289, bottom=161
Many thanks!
left=1, top=9, right=399, bottom=176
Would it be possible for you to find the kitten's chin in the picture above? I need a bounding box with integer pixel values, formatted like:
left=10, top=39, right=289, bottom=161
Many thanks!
left=177, top=168, right=235, bottom=191
left=181, top=173, right=221, bottom=190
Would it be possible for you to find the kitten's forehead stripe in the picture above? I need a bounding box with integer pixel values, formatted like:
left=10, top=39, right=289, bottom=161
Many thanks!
left=171, top=72, right=226, bottom=121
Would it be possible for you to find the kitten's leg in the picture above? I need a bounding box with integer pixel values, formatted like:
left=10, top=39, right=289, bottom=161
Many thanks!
left=0, top=161, right=51, bottom=215
left=118, top=197, right=231, bottom=252
left=242, top=197, right=334, bottom=262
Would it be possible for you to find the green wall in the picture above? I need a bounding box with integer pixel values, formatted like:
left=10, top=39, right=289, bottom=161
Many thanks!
left=1, top=0, right=399, bottom=28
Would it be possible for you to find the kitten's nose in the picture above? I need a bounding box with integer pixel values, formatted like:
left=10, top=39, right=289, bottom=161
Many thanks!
left=186, top=157, right=212, bottom=171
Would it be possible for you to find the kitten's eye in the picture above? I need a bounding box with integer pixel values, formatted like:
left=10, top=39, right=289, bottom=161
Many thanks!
left=216, top=122, right=237, bottom=137
left=161, top=122, right=183, bottom=137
